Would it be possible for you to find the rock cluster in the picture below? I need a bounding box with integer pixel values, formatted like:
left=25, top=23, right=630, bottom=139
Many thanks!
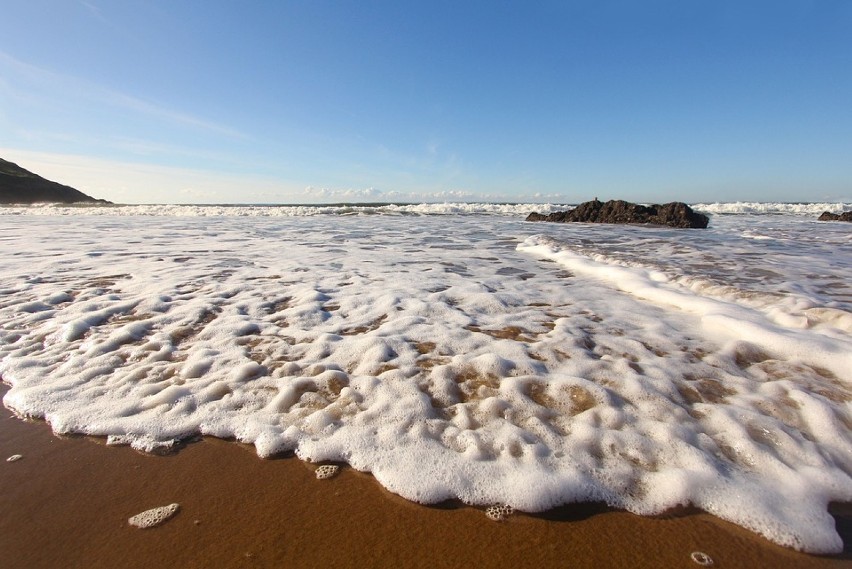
left=817, top=211, right=852, bottom=222
left=1, top=157, right=110, bottom=204
left=526, top=199, right=709, bottom=229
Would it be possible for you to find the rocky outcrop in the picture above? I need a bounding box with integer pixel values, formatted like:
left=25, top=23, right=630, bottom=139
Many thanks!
left=0, top=157, right=110, bottom=204
left=526, top=199, right=709, bottom=229
left=818, top=211, right=852, bottom=222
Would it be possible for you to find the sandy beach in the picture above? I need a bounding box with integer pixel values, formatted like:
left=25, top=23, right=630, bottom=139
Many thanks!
left=1, top=384, right=848, bottom=569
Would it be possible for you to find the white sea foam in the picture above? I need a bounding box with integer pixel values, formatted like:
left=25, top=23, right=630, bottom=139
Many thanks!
left=518, top=236, right=852, bottom=379
left=0, top=202, right=569, bottom=218
left=3, top=201, right=848, bottom=218
left=0, top=207, right=850, bottom=553
left=692, top=201, right=849, bottom=216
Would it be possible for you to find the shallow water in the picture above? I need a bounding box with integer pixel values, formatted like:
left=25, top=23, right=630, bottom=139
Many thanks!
left=1, top=203, right=850, bottom=553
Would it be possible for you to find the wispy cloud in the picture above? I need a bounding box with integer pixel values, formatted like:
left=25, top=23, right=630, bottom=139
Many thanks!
left=0, top=51, right=248, bottom=140
left=353, top=135, right=468, bottom=191
left=106, top=91, right=249, bottom=140
left=9, top=129, right=250, bottom=167
left=80, top=1, right=110, bottom=26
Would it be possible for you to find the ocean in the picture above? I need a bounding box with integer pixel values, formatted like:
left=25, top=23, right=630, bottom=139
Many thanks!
left=0, top=201, right=850, bottom=553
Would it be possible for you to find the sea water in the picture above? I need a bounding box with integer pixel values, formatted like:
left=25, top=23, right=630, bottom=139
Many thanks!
left=0, top=202, right=850, bottom=553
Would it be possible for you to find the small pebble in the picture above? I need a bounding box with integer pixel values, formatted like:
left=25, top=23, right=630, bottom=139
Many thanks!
left=690, top=551, right=714, bottom=566
left=485, top=504, right=514, bottom=521
left=315, top=464, right=340, bottom=480
left=128, top=503, right=180, bottom=528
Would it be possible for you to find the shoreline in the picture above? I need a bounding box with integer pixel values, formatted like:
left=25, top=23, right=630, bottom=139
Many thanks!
left=2, top=386, right=849, bottom=568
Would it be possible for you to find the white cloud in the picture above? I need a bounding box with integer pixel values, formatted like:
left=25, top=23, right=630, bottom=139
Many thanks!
left=299, top=185, right=537, bottom=204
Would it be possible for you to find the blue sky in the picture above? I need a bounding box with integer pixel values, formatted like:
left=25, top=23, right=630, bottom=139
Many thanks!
left=1, top=1, right=850, bottom=204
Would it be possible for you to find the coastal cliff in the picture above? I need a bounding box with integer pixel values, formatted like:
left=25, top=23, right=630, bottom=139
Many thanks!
left=0, top=157, right=110, bottom=204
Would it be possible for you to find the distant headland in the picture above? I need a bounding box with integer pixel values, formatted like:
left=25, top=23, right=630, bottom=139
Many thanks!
left=0, top=157, right=111, bottom=204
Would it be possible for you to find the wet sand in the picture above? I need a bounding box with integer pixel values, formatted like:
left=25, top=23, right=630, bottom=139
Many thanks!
left=1, top=385, right=849, bottom=569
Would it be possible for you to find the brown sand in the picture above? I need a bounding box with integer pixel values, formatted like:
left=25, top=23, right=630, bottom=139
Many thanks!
left=1, top=385, right=849, bottom=569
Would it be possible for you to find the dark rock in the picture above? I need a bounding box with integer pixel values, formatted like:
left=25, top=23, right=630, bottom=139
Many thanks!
left=525, top=212, right=550, bottom=222
left=526, top=199, right=709, bottom=229
left=818, top=211, right=852, bottom=222
left=0, top=157, right=110, bottom=204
